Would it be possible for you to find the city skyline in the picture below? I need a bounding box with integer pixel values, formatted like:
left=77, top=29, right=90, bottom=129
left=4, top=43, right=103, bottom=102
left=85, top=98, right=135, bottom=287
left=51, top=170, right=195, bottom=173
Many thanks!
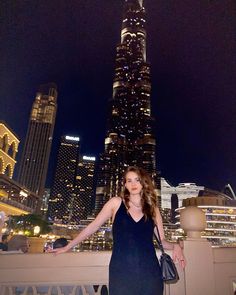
left=1, top=0, right=235, bottom=191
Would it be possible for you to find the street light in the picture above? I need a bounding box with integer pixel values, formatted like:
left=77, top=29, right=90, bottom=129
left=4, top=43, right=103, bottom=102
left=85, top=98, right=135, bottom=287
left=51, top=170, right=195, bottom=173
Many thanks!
left=33, top=226, right=40, bottom=236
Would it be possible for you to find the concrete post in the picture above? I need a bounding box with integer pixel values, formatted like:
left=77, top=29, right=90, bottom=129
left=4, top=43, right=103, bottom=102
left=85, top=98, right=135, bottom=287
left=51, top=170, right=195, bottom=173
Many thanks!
left=180, top=206, right=215, bottom=295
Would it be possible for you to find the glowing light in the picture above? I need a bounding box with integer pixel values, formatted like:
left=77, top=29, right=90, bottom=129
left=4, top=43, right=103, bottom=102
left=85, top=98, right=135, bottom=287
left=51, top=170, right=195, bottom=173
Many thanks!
left=83, top=156, right=96, bottom=161
left=34, top=226, right=40, bottom=235
left=65, top=136, right=80, bottom=141
left=20, top=190, right=28, bottom=197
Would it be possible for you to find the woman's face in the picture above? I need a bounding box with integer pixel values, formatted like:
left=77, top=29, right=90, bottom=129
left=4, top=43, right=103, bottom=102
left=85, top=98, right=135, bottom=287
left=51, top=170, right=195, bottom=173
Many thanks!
left=125, top=171, right=143, bottom=196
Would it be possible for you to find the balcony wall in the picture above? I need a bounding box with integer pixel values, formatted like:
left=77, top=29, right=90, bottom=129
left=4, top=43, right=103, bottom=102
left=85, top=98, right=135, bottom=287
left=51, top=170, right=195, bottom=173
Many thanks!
left=0, top=251, right=110, bottom=295
left=1, top=206, right=236, bottom=295
left=213, top=247, right=236, bottom=295
left=0, top=250, right=185, bottom=295
left=0, top=245, right=235, bottom=295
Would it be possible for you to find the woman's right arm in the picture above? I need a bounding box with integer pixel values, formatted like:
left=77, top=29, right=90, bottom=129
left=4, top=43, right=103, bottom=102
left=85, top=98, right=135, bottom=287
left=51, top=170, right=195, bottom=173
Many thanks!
left=50, top=197, right=120, bottom=254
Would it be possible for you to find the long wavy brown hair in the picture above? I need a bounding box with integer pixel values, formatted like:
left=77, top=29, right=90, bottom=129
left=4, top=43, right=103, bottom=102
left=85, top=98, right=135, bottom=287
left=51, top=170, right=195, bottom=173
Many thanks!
left=122, top=166, right=158, bottom=219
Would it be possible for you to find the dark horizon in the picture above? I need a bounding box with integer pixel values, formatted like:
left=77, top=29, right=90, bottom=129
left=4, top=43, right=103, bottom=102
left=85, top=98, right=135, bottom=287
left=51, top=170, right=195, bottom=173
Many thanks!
left=1, top=0, right=235, bottom=192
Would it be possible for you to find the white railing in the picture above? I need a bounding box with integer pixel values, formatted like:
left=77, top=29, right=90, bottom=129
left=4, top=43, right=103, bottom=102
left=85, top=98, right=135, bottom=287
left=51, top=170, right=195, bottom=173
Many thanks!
left=1, top=246, right=235, bottom=295
left=0, top=251, right=110, bottom=295
left=0, top=250, right=185, bottom=295
left=1, top=206, right=236, bottom=295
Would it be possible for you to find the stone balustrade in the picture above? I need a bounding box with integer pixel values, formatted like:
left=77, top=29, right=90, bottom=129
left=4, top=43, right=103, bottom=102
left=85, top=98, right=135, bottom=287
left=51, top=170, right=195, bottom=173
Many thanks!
left=0, top=250, right=185, bottom=295
left=0, top=206, right=236, bottom=295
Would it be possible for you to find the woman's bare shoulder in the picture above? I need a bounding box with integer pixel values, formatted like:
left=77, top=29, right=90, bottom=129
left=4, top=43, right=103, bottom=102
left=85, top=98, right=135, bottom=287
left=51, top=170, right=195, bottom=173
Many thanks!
left=102, top=197, right=122, bottom=212
left=110, top=197, right=123, bottom=221
left=105, top=196, right=122, bottom=210
left=109, top=196, right=122, bottom=206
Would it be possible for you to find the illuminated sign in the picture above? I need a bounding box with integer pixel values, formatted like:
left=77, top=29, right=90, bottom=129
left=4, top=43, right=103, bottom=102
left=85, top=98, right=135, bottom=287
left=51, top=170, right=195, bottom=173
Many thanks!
left=65, top=136, right=80, bottom=141
left=83, top=156, right=96, bottom=161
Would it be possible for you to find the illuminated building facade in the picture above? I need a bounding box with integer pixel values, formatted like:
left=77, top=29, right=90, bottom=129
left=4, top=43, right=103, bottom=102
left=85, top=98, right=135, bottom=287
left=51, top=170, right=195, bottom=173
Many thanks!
left=0, top=175, right=39, bottom=215
left=160, top=178, right=204, bottom=223
left=18, top=83, right=57, bottom=198
left=176, top=192, right=236, bottom=246
left=47, top=136, right=80, bottom=224
left=159, top=178, right=204, bottom=240
left=0, top=122, right=39, bottom=215
left=72, top=156, right=96, bottom=222
left=161, top=178, right=205, bottom=210
left=0, top=121, right=20, bottom=178
left=95, top=0, right=157, bottom=213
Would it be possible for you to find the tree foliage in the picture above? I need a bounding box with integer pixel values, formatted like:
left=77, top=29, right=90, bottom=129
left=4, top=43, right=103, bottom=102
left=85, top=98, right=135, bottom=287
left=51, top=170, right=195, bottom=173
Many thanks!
left=8, top=214, right=51, bottom=235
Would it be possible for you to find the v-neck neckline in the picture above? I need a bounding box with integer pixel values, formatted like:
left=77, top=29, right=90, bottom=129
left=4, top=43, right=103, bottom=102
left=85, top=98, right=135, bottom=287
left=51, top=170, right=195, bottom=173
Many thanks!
left=122, top=201, right=144, bottom=223
left=128, top=213, right=144, bottom=223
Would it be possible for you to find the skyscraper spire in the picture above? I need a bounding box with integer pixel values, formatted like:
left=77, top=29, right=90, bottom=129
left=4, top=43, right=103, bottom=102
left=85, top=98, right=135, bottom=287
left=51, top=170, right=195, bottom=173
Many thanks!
left=95, top=0, right=157, bottom=213
left=124, top=0, right=144, bottom=8
left=122, top=0, right=146, bottom=61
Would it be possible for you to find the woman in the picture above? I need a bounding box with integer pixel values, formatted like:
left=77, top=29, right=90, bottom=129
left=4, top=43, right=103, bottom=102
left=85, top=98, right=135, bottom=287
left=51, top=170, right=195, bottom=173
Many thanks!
left=50, top=166, right=186, bottom=295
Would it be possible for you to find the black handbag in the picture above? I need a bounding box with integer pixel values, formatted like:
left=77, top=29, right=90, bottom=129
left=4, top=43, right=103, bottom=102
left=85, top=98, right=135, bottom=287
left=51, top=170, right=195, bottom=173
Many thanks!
left=155, top=225, right=179, bottom=284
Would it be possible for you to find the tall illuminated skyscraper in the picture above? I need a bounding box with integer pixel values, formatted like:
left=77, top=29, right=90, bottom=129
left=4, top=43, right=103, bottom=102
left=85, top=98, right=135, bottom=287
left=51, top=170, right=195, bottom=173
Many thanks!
left=73, top=156, right=96, bottom=222
left=95, top=0, right=157, bottom=212
left=47, top=135, right=80, bottom=224
left=48, top=136, right=96, bottom=225
left=18, top=83, right=57, bottom=199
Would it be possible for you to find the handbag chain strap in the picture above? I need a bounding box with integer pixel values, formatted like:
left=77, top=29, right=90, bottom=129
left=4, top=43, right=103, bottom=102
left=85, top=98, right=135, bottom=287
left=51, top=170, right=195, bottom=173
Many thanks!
left=154, top=225, right=165, bottom=254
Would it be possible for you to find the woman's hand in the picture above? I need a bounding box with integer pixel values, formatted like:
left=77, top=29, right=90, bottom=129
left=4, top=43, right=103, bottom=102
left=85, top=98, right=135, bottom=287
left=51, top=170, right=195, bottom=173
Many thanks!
left=172, top=243, right=186, bottom=270
left=46, top=245, right=70, bottom=255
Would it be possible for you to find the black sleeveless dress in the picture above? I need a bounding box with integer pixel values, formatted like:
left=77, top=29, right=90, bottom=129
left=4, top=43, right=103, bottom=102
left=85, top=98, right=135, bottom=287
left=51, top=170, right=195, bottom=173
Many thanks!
left=109, top=200, right=163, bottom=295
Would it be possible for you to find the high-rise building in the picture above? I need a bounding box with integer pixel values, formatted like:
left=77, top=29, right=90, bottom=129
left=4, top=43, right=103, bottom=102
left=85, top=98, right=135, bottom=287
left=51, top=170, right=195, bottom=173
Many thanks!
left=95, top=0, right=157, bottom=213
left=18, top=83, right=57, bottom=199
left=72, top=156, right=96, bottom=222
left=47, top=135, right=80, bottom=224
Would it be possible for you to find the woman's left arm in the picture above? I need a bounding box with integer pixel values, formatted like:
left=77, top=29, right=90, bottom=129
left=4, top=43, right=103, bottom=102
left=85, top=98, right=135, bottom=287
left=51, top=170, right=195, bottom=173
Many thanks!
left=154, top=207, right=186, bottom=269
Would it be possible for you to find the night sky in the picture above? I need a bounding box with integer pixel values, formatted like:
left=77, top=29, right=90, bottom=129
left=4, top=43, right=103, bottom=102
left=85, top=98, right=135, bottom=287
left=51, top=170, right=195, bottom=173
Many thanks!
left=1, top=0, right=236, bottom=192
